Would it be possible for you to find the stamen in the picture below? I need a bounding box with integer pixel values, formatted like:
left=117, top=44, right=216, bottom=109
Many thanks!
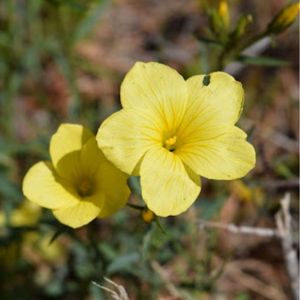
left=164, top=136, right=177, bottom=152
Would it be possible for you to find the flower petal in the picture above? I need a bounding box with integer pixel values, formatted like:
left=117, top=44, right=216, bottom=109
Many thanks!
left=140, top=147, right=201, bottom=217
left=50, top=123, right=93, bottom=169
left=55, top=137, right=101, bottom=183
left=120, top=62, right=188, bottom=130
left=79, top=137, right=102, bottom=177
left=94, top=152, right=130, bottom=218
left=178, top=127, right=256, bottom=180
left=52, top=200, right=101, bottom=228
left=78, top=137, right=130, bottom=217
left=97, top=109, right=161, bottom=175
left=178, top=72, right=244, bottom=139
left=22, top=161, right=79, bottom=209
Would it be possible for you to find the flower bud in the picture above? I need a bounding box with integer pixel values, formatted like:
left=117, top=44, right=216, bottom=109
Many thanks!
left=231, top=14, right=253, bottom=40
left=267, top=3, right=300, bottom=34
left=142, top=208, right=155, bottom=223
left=218, top=0, right=230, bottom=28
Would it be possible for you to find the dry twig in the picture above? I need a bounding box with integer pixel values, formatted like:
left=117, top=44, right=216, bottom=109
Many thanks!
left=92, top=277, right=129, bottom=300
left=225, top=262, right=287, bottom=300
left=199, top=193, right=298, bottom=299
left=275, top=193, right=299, bottom=300
left=199, top=219, right=281, bottom=238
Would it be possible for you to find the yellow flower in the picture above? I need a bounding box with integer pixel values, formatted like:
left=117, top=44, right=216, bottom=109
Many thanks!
left=23, top=124, right=130, bottom=228
left=97, top=62, right=256, bottom=217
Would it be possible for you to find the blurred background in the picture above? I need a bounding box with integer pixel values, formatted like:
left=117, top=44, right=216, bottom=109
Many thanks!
left=0, top=0, right=298, bottom=299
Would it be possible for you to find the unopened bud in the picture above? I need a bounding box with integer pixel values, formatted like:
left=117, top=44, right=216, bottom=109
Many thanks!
left=218, top=0, right=230, bottom=28
left=267, top=3, right=300, bottom=34
left=232, top=14, right=253, bottom=40
left=142, top=208, right=155, bottom=223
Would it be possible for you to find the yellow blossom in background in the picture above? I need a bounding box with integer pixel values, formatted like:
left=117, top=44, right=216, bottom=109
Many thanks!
left=23, top=124, right=130, bottom=228
left=0, top=202, right=64, bottom=266
left=97, top=62, right=256, bottom=217
left=23, top=232, right=66, bottom=264
left=0, top=201, right=41, bottom=227
left=230, top=180, right=263, bottom=206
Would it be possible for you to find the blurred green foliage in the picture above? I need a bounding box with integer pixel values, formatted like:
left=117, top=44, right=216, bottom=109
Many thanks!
left=0, top=0, right=298, bottom=299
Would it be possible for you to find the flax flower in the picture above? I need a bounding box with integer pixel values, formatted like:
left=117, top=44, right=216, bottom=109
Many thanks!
left=23, top=124, right=130, bottom=228
left=97, top=62, right=255, bottom=217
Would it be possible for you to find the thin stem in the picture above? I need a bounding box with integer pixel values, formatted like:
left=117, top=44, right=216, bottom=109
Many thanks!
left=216, top=30, right=268, bottom=70
left=126, top=203, right=145, bottom=211
left=199, top=219, right=281, bottom=238
left=155, top=218, right=168, bottom=235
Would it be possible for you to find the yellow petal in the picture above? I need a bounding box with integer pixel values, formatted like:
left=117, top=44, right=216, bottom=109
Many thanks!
left=94, top=152, right=130, bottom=217
left=52, top=200, right=101, bottom=228
left=178, top=127, right=256, bottom=180
left=79, top=137, right=102, bottom=177
left=22, top=161, right=79, bottom=209
left=55, top=137, right=100, bottom=183
left=50, top=123, right=93, bottom=170
left=120, top=61, right=188, bottom=131
left=97, top=109, right=161, bottom=175
left=140, top=147, right=201, bottom=217
left=180, top=72, right=244, bottom=138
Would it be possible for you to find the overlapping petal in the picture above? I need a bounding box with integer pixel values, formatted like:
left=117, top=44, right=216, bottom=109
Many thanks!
left=56, top=137, right=102, bottom=184
left=97, top=108, right=162, bottom=175
left=94, top=152, right=130, bottom=217
left=178, top=127, right=256, bottom=180
left=52, top=200, right=101, bottom=228
left=79, top=138, right=102, bottom=177
left=121, top=62, right=188, bottom=131
left=50, top=124, right=93, bottom=169
left=22, top=161, right=79, bottom=209
left=140, top=147, right=201, bottom=216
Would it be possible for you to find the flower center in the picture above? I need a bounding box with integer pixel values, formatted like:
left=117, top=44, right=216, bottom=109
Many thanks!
left=77, top=179, right=93, bottom=197
left=164, top=135, right=177, bottom=152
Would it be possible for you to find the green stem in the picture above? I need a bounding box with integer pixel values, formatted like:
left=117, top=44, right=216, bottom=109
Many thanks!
left=216, top=30, right=269, bottom=70
left=154, top=218, right=168, bottom=235
left=126, top=203, right=145, bottom=211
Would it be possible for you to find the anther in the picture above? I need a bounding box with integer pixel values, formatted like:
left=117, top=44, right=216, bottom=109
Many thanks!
left=164, top=136, right=177, bottom=152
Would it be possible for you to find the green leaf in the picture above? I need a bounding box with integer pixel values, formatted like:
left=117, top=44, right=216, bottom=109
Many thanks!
left=237, top=55, right=290, bottom=66
left=235, top=293, right=250, bottom=300
left=72, top=0, right=109, bottom=43
left=107, top=252, right=140, bottom=274
left=198, top=37, right=224, bottom=47
left=0, top=174, right=22, bottom=203
left=98, top=243, right=118, bottom=261
left=49, top=228, right=65, bottom=245
left=197, top=196, right=225, bottom=220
